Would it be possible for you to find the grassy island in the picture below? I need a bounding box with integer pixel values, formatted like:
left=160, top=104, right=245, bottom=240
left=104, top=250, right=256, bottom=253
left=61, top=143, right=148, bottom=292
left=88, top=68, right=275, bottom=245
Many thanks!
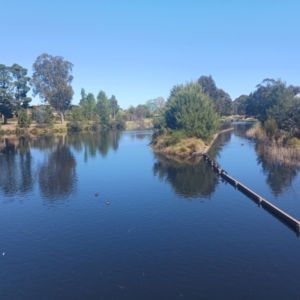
left=151, top=82, right=220, bottom=157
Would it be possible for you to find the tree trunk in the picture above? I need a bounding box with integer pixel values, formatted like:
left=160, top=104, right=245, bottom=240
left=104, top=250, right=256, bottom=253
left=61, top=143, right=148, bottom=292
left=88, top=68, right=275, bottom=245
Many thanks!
left=59, top=112, right=65, bottom=124
left=3, top=115, right=7, bottom=124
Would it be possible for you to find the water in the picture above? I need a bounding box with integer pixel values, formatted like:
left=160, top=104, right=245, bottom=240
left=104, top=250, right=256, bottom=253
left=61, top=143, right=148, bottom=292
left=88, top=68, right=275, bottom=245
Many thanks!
left=1, top=125, right=300, bottom=299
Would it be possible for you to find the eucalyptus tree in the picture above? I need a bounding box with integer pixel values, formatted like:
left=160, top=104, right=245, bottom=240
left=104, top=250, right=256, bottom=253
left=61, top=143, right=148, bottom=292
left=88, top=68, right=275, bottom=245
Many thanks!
left=31, top=53, right=74, bottom=123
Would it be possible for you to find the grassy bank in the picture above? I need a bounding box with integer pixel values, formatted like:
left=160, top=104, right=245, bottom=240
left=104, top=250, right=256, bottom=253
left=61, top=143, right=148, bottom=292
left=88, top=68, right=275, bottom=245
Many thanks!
left=151, top=132, right=207, bottom=157
left=125, top=119, right=153, bottom=130
left=246, top=124, right=300, bottom=166
left=0, top=118, right=154, bottom=136
left=151, top=127, right=234, bottom=158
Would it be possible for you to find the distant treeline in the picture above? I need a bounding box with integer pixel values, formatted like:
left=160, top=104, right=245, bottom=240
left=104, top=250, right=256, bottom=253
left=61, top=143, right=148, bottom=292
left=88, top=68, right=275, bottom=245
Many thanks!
left=1, top=53, right=300, bottom=138
left=0, top=53, right=166, bottom=130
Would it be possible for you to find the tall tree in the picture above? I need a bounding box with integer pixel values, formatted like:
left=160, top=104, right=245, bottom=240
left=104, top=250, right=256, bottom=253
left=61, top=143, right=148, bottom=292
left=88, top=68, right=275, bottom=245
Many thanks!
left=31, top=53, right=74, bottom=123
left=79, top=91, right=96, bottom=121
left=246, top=79, right=300, bottom=134
left=108, top=95, right=119, bottom=119
left=233, top=94, right=248, bottom=115
left=198, top=75, right=232, bottom=116
left=0, top=64, right=31, bottom=124
left=96, top=90, right=110, bottom=127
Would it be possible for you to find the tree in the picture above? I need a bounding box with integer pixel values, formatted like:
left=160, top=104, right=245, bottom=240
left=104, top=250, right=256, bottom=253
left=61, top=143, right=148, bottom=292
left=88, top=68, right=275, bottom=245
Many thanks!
left=108, top=95, right=119, bottom=119
left=135, top=105, right=147, bottom=119
left=162, top=82, right=220, bottom=139
left=79, top=90, right=96, bottom=121
left=146, top=97, right=166, bottom=114
left=198, top=75, right=232, bottom=116
left=17, top=108, right=31, bottom=127
left=33, top=105, right=55, bottom=127
left=233, top=94, right=248, bottom=115
left=246, top=79, right=300, bottom=134
left=96, top=90, right=110, bottom=127
left=0, top=64, right=31, bottom=124
left=31, top=53, right=74, bottom=123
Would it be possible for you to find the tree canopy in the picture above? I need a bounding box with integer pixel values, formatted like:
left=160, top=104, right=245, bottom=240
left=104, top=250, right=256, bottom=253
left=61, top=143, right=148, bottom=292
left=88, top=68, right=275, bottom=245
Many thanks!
left=0, top=64, right=31, bottom=123
left=246, top=79, right=300, bottom=134
left=159, top=82, right=220, bottom=139
left=96, top=90, right=110, bottom=127
left=198, top=75, right=232, bottom=116
left=31, top=53, right=74, bottom=123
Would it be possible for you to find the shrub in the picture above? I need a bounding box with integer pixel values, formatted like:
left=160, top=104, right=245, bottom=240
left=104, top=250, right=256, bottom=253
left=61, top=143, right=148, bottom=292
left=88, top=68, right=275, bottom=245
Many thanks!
left=264, top=119, right=277, bottom=139
left=17, top=108, right=31, bottom=128
left=162, top=82, right=219, bottom=139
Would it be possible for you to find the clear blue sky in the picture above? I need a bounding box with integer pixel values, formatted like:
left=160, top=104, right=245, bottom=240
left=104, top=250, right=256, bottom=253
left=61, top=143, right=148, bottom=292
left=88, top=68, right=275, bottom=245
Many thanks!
left=2, top=0, right=299, bottom=108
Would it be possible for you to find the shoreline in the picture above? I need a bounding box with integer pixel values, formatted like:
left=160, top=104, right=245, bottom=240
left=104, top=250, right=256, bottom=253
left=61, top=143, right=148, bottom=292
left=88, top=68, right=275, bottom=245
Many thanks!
left=151, top=127, right=234, bottom=161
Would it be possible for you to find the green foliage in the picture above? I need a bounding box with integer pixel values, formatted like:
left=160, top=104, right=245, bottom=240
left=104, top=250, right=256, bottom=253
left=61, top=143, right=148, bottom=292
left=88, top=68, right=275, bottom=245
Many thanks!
left=233, top=94, right=248, bottom=115
left=17, top=108, right=31, bottom=128
left=285, top=137, right=300, bottom=148
left=31, top=53, right=74, bottom=123
left=112, top=110, right=126, bottom=129
left=80, top=91, right=96, bottom=121
left=109, top=95, right=119, bottom=119
left=66, top=107, right=83, bottom=131
left=264, top=119, right=277, bottom=139
left=96, top=90, right=110, bottom=127
left=33, top=106, right=55, bottom=127
left=246, top=79, right=300, bottom=135
left=168, top=130, right=187, bottom=145
left=198, top=75, right=232, bottom=116
left=0, top=63, right=31, bottom=124
left=161, top=82, right=220, bottom=140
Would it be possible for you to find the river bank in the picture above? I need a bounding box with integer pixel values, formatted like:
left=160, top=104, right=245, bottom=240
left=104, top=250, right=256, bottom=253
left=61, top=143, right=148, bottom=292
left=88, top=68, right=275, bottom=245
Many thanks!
left=0, top=119, right=154, bottom=137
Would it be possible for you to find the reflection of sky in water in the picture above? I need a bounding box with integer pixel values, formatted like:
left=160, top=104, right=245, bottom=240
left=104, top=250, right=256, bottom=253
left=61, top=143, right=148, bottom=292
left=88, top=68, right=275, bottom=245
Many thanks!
left=1, top=126, right=300, bottom=299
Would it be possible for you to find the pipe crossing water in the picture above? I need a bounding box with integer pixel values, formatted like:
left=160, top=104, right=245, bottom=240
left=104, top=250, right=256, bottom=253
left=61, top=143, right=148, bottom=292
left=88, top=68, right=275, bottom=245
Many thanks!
left=202, top=153, right=300, bottom=235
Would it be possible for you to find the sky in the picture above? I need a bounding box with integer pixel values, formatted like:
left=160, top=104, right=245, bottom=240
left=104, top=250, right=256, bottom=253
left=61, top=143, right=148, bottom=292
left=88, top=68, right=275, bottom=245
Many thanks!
left=2, top=0, right=300, bottom=109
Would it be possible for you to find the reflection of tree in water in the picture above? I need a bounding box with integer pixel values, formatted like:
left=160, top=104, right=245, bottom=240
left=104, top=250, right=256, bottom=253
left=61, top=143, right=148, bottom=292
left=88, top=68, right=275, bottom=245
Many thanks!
left=153, top=154, right=218, bottom=199
left=97, top=131, right=121, bottom=157
left=62, top=131, right=122, bottom=161
left=129, top=131, right=152, bottom=142
left=0, top=136, right=34, bottom=196
left=153, top=128, right=234, bottom=199
left=256, top=143, right=300, bottom=197
left=231, top=122, right=254, bottom=139
left=207, top=130, right=232, bottom=161
left=39, top=144, right=77, bottom=199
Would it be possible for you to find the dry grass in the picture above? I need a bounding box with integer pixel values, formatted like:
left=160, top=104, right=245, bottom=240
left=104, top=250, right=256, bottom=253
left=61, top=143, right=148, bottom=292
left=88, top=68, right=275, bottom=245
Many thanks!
left=247, top=124, right=300, bottom=166
left=125, top=119, right=153, bottom=130
left=151, top=134, right=206, bottom=157
left=257, top=142, right=300, bottom=166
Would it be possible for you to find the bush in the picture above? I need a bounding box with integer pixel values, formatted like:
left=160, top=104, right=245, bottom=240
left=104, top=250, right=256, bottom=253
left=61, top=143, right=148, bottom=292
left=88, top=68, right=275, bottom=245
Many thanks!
left=17, top=108, right=31, bottom=128
left=162, top=82, right=220, bottom=139
left=264, top=119, right=277, bottom=139
left=286, top=137, right=300, bottom=148
left=34, top=106, right=55, bottom=127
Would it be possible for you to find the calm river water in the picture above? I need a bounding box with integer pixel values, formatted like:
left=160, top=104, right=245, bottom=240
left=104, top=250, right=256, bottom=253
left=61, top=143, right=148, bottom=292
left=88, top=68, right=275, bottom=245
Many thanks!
left=1, top=123, right=300, bottom=299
